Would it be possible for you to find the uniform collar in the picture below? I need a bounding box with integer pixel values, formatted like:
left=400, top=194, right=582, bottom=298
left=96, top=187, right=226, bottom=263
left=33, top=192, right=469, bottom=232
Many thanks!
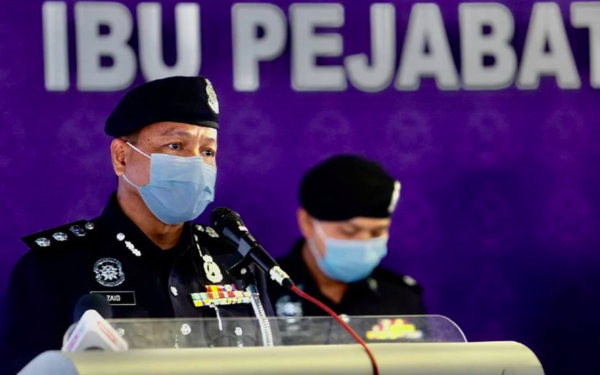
left=97, top=192, right=193, bottom=258
left=282, top=238, right=382, bottom=300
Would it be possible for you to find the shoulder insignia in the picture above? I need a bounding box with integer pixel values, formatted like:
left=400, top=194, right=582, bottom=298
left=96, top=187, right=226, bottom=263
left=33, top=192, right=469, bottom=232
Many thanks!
left=205, top=226, right=219, bottom=238
left=193, top=223, right=238, bottom=260
left=399, top=274, right=423, bottom=294
left=402, top=275, right=418, bottom=287
left=21, top=219, right=96, bottom=250
left=194, top=224, right=220, bottom=239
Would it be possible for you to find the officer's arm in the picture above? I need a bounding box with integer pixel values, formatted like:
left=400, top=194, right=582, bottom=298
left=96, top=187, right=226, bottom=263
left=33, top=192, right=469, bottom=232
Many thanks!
left=0, top=253, right=69, bottom=374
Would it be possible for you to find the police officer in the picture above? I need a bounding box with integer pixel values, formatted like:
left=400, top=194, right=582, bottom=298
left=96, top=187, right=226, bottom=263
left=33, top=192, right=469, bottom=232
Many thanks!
left=0, top=76, right=274, bottom=374
left=270, top=155, right=425, bottom=319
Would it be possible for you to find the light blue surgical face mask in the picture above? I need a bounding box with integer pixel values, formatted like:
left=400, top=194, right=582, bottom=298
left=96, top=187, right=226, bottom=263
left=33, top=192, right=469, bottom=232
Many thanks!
left=123, top=143, right=216, bottom=225
left=308, top=221, right=388, bottom=283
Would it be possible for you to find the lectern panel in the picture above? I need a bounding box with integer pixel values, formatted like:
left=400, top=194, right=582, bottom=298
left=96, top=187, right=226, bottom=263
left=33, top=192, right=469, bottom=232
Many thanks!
left=19, top=342, right=544, bottom=375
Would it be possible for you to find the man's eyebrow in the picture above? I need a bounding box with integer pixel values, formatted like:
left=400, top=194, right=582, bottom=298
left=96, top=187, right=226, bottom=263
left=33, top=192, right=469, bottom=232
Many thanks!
left=159, top=128, right=193, bottom=138
left=345, top=223, right=361, bottom=231
left=349, top=223, right=389, bottom=231
left=202, top=135, right=217, bottom=144
left=372, top=224, right=390, bottom=231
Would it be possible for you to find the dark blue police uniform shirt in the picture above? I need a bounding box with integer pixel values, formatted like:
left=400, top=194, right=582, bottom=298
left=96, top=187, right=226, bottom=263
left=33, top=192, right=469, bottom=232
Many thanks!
left=0, top=193, right=275, bottom=374
left=268, top=239, right=426, bottom=319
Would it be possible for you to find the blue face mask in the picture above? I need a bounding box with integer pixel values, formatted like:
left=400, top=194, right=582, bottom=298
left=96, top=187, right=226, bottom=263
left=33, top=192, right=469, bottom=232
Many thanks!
left=123, top=143, right=216, bottom=225
left=308, top=221, right=388, bottom=283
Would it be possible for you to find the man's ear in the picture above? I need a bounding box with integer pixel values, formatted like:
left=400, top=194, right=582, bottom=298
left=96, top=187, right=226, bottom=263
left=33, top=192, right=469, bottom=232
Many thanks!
left=297, top=208, right=314, bottom=239
left=110, top=138, right=128, bottom=177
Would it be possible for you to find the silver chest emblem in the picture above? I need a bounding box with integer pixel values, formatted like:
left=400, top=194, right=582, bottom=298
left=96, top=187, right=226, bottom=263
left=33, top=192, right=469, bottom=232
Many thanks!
left=94, top=258, right=125, bottom=287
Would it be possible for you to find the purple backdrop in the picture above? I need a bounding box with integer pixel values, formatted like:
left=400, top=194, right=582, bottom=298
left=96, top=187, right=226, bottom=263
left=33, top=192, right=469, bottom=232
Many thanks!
left=1, top=1, right=600, bottom=374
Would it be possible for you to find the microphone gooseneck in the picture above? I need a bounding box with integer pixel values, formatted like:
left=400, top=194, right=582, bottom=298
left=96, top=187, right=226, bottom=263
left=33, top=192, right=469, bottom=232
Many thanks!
left=210, top=207, right=294, bottom=289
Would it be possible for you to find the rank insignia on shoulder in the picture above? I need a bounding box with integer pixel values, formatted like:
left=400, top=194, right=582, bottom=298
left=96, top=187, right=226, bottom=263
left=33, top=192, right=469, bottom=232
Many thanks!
left=70, top=225, right=86, bottom=237
left=52, top=232, right=68, bottom=242
left=190, top=284, right=252, bottom=307
left=402, top=275, right=418, bottom=287
left=205, top=227, right=219, bottom=238
left=35, top=238, right=51, bottom=248
left=22, top=220, right=94, bottom=250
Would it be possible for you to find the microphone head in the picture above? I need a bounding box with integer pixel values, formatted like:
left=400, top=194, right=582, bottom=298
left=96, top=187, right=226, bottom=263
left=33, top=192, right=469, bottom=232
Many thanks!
left=74, top=294, right=113, bottom=323
left=211, top=207, right=244, bottom=233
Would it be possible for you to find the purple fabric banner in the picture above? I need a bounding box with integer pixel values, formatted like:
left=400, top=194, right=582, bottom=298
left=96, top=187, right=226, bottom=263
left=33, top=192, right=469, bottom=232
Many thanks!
left=1, top=1, right=599, bottom=374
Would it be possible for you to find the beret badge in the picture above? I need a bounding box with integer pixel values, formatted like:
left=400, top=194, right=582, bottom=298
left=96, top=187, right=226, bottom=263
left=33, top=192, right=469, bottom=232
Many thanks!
left=205, top=79, right=219, bottom=115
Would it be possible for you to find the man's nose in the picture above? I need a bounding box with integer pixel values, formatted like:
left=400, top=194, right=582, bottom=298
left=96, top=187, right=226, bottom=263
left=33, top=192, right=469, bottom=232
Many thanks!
left=185, top=148, right=202, bottom=157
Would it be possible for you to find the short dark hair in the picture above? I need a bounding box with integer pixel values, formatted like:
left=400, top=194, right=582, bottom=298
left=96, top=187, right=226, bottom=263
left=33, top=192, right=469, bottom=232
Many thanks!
left=118, top=130, right=141, bottom=145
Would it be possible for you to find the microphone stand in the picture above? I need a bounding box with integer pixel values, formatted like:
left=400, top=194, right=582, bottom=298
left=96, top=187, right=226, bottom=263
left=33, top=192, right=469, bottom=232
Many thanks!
left=225, top=253, right=274, bottom=347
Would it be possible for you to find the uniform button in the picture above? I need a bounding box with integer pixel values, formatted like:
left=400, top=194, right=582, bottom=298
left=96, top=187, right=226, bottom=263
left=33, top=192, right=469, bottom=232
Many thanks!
left=367, top=278, right=378, bottom=292
left=170, top=286, right=179, bottom=296
left=116, top=233, right=125, bottom=241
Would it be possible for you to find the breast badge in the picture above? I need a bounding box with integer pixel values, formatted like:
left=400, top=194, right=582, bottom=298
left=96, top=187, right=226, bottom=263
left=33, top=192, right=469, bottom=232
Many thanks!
left=93, top=258, right=125, bottom=287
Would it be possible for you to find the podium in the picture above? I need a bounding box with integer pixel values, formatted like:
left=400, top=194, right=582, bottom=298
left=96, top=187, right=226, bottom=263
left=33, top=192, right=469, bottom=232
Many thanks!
left=19, top=315, right=544, bottom=375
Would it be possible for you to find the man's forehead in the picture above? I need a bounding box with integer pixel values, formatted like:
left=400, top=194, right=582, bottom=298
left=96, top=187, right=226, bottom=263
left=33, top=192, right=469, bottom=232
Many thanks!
left=142, top=122, right=218, bottom=139
left=345, top=217, right=391, bottom=228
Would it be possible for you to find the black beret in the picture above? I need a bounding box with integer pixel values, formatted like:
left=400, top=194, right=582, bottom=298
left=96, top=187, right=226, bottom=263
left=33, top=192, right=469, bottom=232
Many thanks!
left=105, top=76, right=220, bottom=137
left=299, top=154, right=401, bottom=221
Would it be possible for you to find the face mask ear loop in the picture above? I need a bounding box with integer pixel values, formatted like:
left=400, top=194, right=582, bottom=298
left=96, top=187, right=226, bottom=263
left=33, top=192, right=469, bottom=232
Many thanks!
left=123, top=142, right=151, bottom=188
left=312, top=219, right=329, bottom=241
left=306, top=236, right=323, bottom=261
left=122, top=174, right=140, bottom=189
left=126, top=142, right=151, bottom=159
left=308, top=219, right=328, bottom=260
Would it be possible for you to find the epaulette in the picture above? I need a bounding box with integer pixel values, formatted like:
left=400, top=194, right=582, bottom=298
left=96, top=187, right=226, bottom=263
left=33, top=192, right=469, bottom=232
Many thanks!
left=21, top=219, right=97, bottom=250
left=192, top=223, right=238, bottom=253
left=400, top=274, right=422, bottom=292
left=194, top=223, right=224, bottom=240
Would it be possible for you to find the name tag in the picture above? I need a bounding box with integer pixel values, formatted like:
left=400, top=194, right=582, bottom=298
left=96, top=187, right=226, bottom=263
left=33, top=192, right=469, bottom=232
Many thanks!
left=90, top=291, right=136, bottom=306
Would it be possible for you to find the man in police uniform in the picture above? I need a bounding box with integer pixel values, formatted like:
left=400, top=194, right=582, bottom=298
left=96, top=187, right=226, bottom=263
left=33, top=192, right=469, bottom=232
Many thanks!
left=270, top=155, right=425, bottom=319
left=0, top=76, right=274, bottom=374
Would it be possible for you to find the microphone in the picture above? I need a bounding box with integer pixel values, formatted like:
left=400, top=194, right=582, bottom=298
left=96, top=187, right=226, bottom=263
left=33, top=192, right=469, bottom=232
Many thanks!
left=62, top=294, right=128, bottom=352
left=211, top=208, right=379, bottom=372
left=210, top=207, right=294, bottom=289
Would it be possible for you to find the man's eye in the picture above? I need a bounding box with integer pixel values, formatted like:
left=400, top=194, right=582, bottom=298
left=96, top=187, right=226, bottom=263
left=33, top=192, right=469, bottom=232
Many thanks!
left=203, top=149, right=215, bottom=157
left=168, top=143, right=181, bottom=150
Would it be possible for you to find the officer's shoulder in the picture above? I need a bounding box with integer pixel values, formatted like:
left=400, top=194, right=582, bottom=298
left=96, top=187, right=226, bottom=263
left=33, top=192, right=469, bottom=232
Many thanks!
left=371, top=267, right=423, bottom=294
left=21, top=219, right=98, bottom=252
